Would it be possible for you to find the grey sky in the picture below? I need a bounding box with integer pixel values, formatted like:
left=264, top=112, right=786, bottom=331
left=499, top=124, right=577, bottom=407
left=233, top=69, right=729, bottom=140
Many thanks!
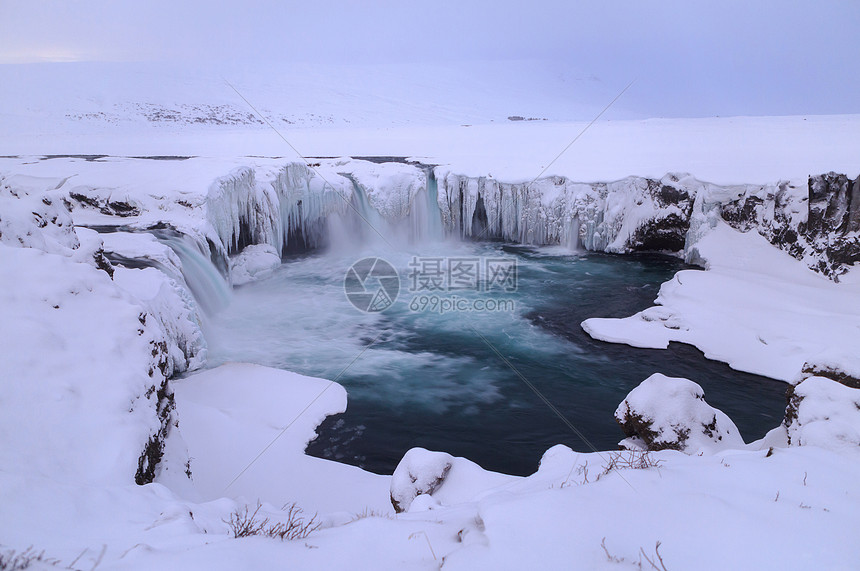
left=1, top=1, right=858, bottom=117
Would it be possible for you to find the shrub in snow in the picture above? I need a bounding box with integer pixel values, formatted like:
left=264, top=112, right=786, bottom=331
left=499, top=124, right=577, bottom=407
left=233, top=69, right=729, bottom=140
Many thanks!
left=784, top=376, right=860, bottom=450
left=390, top=448, right=454, bottom=513
left=223, top=501, right=320, bottom=541
left=615, top=373, right=744, bottom=454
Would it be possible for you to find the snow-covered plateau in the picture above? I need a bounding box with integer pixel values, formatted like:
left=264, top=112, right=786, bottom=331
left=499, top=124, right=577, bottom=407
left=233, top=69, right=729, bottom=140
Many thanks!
left=1, top=62, right=859, bottom=569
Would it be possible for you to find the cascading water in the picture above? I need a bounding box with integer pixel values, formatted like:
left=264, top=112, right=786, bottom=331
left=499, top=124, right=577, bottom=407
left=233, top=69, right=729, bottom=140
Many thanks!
left=327, top=170, right=447, bottom=252
left=408, top=168, right=445, bottom=243
left=567, top=217, right=582, bottom=251
left=156, top=233, right=232, bottom=314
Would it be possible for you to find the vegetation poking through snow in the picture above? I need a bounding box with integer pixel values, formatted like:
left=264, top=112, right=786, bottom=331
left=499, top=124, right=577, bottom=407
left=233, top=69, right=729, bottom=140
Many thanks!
left=601, top=538, right=669, bottom=570
left=598, top=450, right=663, bottom=480
left=0, top=547, right=63, bottom=570
left=223, top=502, right=320, bottom=541
left=349, top=508, right=394, bottom=522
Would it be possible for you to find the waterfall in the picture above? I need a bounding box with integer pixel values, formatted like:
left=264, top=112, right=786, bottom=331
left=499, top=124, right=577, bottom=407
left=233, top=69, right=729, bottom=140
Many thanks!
left=156, top=233, right=232, bottom=314
left=329, top=171, right=447, bottom=251
left=407, top=167, right=445, bottom=243
left=567, top=217, right=582, bottom=251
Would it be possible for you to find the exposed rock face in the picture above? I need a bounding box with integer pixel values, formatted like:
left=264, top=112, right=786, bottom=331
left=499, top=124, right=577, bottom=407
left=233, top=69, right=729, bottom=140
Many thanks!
left=627, top=177, right=695, bottom=252
left=801, top=172, right=860, bottom=275
left=719, top=172, right=860, bottom=277
left=615, top=373, right=745, bottom=454
left=784, top=376, right=860, bottom=450
left=68, top=189, right=141, bottom=217
left=390, top=448, right=454, bottom=513
left=136, top=337, right=176, bottom=485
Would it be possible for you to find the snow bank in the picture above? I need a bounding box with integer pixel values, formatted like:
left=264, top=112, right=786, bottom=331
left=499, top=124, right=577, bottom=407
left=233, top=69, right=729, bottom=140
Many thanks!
left=615, top=373, right=745, bottom=453
left=584, top=222, right=860, bottom=382
left=785, top=377, right=860, bottom=451
left=0, top=243, right=171, bottom=484
left=160, top=363, right=391, bottom=515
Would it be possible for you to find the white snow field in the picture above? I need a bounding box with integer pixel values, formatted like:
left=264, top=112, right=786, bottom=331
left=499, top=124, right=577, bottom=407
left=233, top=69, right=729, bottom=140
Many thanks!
left=1, top=61, right=859, bottom=569
left=583, top=221, right=860, bottom=382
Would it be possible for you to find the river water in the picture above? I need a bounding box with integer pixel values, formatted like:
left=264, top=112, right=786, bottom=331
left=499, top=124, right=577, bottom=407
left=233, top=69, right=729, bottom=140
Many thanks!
left=205, top=241, right=787, bottom=476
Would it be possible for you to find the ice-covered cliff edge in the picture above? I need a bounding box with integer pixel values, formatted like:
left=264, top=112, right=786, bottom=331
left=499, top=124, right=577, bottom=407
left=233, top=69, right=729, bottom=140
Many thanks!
left=6, top=156, right=855, bottom=282
left=438, top=168, right=859, bottom=278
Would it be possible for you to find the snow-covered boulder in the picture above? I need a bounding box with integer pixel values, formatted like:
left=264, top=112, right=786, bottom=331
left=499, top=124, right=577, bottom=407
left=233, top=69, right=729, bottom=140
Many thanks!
left=615, top=373, right=745, bottom=454
left=390, top=447, right=516, bottom=513
left=784, top=376, right=860, bottom=450
left=390, top=448, right=454, bottom=513
left=230, top=243, right=281, bottom=286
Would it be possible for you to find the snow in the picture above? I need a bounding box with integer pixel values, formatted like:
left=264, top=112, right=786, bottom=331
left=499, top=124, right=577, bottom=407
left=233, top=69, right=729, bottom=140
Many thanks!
left=229, top=244, right=281, bottom=286
left=159, top=363, right=391, bottom=516
left=0, top=173, right=80, bottom=255
left=0, top=244, right=166, bottom=484
left=390, top=448, right=516, bottom=513
left=2, top=62, right=860, bottom=185
left=615, top=373, right=745, bottom=453
left=786, top=377, right=860, bottom=450
left=583, top=222, right=860, bottom=382
left=112, top=265, right=207, bottom=373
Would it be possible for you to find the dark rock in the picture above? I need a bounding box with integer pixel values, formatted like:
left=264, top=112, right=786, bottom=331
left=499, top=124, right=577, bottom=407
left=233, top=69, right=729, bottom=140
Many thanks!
left=721, top=195, right=765, bottom=233
left=798, top=172, right=860, bottom=276
left=69, top=191, right=142, bottom=217
left=135, top=340, right=175, bottom=485
left=800, top=362, right=860, bottom=389
left=629, top=212, right=689, bottom=252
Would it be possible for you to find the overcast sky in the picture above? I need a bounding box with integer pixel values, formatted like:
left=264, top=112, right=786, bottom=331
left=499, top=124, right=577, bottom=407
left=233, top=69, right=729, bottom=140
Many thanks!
left=1, top=1, right=858, bottom=117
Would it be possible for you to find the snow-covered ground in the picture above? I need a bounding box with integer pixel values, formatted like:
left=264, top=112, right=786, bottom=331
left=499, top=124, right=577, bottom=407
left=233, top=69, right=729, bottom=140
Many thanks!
left=1, top=60, right=859, bottom=569
left=583, top=222, right=860, bottom=382
left=2, top=62, right=859, bottom=183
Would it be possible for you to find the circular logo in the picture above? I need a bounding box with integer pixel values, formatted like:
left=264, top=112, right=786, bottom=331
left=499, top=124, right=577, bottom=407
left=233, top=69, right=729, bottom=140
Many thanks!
left=344, top=257, right=400, bottom=312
